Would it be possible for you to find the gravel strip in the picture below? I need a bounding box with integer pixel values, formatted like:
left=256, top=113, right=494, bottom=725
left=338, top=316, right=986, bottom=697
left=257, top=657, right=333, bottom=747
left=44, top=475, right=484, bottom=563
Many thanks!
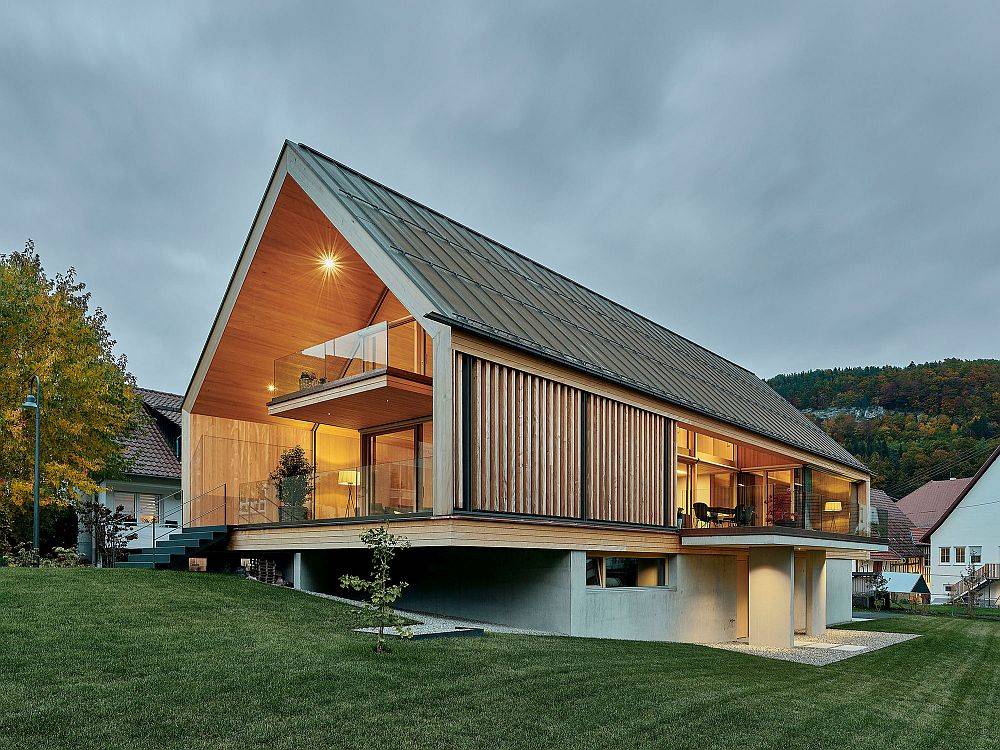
left=298, top=589, right=554, bottom=635
left=709, top=629, right=919, bottom=665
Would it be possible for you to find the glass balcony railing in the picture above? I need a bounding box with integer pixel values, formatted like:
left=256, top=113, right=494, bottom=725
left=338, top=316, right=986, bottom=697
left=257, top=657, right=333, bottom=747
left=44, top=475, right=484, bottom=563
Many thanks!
left=236, top=454, right=433, bottom=525
left=678, top=487, right=884, bottom=538
left=272, top=316, right=431, bottom=399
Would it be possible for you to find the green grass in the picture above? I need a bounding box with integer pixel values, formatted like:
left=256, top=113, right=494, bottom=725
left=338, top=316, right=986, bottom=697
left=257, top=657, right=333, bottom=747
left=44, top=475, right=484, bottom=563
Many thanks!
left=2, top=569, right=999, bottom=750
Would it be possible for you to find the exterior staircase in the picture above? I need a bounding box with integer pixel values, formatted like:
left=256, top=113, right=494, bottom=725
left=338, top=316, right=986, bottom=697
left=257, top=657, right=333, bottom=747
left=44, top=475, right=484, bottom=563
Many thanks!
left=119, top=525, right=230, bottom=569
left=948, top=563, right=1000, bottom=603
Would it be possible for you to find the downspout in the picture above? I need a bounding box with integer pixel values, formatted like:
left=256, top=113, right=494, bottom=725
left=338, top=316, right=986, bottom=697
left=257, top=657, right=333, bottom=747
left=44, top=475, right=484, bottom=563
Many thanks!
left=311, top=423, right=319, bottom=519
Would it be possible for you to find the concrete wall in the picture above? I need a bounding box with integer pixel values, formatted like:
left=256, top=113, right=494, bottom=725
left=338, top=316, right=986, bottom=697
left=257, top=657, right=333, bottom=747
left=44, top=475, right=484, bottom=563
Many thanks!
left=581, top=553, right=737, bottom=643
left=291, top=547, right=740, bottom=642
left=929, top=463, right=1000, bottom=602
left=826, top=558, right=853, bottom=625
left=396, top=548, right=580, bottom=634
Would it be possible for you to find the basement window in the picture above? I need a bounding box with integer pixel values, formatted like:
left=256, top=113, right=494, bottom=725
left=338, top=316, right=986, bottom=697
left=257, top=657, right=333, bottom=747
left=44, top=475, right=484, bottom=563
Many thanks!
left=586, top=555, right=666, bottom=588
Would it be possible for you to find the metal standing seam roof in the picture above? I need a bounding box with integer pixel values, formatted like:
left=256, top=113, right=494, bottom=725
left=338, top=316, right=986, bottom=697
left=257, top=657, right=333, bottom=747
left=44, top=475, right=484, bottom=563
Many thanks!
left=294, top=142, right=867, bottom=473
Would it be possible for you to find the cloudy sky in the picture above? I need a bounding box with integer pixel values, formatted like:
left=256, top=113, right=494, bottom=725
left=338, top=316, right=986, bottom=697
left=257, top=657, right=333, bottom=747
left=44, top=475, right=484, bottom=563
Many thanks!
left=2, top=2, right=998, bottom=394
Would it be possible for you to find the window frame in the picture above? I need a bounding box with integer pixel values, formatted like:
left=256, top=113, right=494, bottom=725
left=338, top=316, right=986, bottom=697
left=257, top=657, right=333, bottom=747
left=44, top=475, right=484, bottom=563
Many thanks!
left=940, top=546, right=950, bottom=564
left=954, top=546, right=966, bottom=565
left=971, top=546, right=982, bottom=565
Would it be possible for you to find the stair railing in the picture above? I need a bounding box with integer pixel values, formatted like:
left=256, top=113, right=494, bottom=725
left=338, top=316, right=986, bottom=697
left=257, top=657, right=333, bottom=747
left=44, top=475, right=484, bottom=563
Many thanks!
left=127, top=483, right=229, bottom=548
left=950, top=563, right=1000, bottom=603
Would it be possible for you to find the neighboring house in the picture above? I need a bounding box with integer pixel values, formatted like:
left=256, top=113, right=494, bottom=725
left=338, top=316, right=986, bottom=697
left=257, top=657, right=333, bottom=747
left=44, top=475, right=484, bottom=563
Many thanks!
left=853, top=488, right=928, bottom=599
left=79, top=388, right=183, bottom=559
left=179, top=141, right=885, bottom=647
left=897, top=477, right=973, bottom=567
left=919, top=447, right=1000, bottom=603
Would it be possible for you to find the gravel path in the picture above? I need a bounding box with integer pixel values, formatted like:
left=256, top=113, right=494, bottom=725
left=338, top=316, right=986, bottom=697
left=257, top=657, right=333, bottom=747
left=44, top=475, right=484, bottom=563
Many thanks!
left=709, top=628, right=919, bottom=665
left=299, top=589, right=554, bottom=636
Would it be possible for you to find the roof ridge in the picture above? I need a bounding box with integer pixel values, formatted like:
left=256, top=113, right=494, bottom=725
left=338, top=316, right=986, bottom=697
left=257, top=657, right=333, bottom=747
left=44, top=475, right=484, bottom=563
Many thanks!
left=297, top=142, right=762, bottom=379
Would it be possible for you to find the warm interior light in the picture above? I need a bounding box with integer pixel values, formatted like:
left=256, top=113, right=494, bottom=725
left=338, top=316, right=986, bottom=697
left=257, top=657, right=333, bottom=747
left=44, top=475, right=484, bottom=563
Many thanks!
left=824, top=500, right=843, bottom=513
left=338, top=470, right=359, bottom=487
left=266, top=383, right=276, bottom=393
left=320, top=254, right=339, bottom=274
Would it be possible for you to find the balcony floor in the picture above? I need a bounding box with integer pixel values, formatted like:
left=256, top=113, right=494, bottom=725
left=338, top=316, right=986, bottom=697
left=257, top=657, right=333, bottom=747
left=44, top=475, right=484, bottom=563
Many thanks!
left=680, top=526, right=887, bottom=551
left=267, top=367, right=432, bottom=428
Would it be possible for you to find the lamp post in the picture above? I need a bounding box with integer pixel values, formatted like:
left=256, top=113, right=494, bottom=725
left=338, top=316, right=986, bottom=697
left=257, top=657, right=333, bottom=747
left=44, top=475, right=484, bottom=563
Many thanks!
left=21, top=376, right=41, bottom=552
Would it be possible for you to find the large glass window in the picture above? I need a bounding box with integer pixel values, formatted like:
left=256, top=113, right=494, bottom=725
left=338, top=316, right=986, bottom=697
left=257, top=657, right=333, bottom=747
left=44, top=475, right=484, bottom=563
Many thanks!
left=811, top=470, right=853, bottom=533
left=677, top=427, right=693, bottom=457
left=695, top=433, right=736, bottom=466
left=363, top=421, right=432, bottom=515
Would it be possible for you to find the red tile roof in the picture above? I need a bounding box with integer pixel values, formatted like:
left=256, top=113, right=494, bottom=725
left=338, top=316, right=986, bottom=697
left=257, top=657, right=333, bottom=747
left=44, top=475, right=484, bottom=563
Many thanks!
left=897, top=478, right=973, bottom=534
left=121, top=389, right=182, bottom=480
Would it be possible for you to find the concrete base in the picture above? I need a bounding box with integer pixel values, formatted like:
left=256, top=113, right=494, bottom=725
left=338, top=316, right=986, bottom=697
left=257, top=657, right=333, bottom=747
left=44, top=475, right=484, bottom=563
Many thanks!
left=284, top=545, right=840, bottom=646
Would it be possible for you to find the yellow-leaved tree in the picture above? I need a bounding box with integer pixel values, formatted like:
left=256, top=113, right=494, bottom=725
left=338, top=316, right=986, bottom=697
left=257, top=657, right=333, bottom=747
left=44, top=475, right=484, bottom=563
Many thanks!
left=0, top=241, right=142, bottom=546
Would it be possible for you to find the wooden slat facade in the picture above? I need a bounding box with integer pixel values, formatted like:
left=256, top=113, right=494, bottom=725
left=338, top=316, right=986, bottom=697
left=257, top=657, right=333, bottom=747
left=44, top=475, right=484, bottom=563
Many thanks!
left=462, top=356, right=583, bottom=517
left=456, top=354, right=670, bottom=526
left=587, top=395, right=667, bottom=525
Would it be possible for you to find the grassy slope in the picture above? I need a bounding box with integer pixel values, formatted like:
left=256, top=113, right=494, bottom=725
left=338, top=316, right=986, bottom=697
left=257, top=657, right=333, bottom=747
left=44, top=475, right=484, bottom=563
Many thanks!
left=2, top=569, right=999, bottom=750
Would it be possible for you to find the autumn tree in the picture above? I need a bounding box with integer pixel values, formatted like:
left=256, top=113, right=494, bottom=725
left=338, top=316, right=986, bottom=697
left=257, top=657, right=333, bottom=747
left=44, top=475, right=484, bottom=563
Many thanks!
left=0, top=241, right=141, bottom=546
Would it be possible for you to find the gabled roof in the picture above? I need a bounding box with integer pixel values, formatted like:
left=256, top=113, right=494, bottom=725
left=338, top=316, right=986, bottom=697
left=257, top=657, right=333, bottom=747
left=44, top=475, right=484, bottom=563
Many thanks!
left=292, top=142, right=867, bottom=473
left=919, top=445, right=1000, bottom=542
left=869, top=488, right=923, bottom=561
left=138, top=387, right=182, bottom=427
left=121, top=389, right=182, bottom=480
left=897, top=477, right=974, bottom=539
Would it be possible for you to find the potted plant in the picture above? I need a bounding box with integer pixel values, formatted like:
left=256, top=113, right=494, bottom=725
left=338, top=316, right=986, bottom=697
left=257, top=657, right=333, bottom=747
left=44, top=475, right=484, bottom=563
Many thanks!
left=269, top=446, right=314, bottom=523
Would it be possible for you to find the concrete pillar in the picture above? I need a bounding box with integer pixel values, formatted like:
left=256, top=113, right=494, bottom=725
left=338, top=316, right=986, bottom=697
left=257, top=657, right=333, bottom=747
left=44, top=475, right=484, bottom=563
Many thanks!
left=749, top=546, right=795, bottom=648
left=794, top=556, right=807, bottom=632
left=806, top=551, right=827, bottom=636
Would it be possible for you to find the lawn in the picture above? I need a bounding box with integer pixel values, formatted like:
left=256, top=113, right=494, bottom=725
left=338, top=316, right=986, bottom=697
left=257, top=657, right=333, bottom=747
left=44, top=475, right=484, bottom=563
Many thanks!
left=2, top=569, right=999, bottom=750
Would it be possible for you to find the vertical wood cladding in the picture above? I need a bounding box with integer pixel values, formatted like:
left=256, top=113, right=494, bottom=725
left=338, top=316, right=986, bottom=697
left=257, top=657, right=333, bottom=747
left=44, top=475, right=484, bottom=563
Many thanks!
left=457, top=354, right=667, bottom=525
left=586, top=395, right=667, bottom=525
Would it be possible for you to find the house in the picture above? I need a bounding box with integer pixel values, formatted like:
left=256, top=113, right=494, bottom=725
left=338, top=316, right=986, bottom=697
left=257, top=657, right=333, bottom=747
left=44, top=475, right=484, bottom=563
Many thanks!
left=176, top=141, right=886, bottom=646
left=897, top=477, right=973, bottom=568
left=919, top=447, right=1000, bottom=603
left=853, top=488, right=928, bottom=601
left=79, top=388, right=183, bottom=560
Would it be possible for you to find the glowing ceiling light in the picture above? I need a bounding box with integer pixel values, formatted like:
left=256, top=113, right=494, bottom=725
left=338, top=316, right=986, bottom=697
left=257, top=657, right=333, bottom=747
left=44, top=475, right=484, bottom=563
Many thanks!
left=266, top=383, right=276, bottom=393
left=319, top=254, right=339, bottom=274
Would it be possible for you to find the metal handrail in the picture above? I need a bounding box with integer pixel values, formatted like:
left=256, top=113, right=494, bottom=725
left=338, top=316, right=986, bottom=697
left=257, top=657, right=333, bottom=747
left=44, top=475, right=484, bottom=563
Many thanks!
left=127, top=483, right=229, bottom=547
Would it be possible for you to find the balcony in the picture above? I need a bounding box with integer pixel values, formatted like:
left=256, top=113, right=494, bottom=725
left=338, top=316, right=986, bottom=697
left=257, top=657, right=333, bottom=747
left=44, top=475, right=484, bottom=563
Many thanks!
left=678, top=484, right=888, bottom=550
left=267, top=316, right=432, bottom=428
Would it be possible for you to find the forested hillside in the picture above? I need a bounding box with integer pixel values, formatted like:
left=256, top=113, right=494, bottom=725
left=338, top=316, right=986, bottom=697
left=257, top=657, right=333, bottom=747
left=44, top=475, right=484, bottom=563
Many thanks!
left=767, top=359, right=1000, bottom=496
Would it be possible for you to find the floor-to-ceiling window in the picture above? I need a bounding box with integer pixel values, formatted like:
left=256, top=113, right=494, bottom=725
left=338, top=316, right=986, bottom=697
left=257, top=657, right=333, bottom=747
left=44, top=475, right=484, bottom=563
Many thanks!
left=363, top=421, right=432, bottom=515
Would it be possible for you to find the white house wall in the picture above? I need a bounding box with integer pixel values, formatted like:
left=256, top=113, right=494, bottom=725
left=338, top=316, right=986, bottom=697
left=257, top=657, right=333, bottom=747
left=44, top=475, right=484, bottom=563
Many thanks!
left=928, top=460, right=1000, bottom=602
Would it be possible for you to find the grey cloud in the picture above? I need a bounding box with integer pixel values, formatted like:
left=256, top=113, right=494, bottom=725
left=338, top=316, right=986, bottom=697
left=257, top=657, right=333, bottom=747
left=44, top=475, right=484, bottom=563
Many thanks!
left=1, top=1, right=998, bottom=393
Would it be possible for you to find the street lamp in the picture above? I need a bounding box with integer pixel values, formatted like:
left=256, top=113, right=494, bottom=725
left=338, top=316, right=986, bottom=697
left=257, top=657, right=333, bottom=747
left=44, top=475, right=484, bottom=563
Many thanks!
left=21, top=376, right=41, bottom=552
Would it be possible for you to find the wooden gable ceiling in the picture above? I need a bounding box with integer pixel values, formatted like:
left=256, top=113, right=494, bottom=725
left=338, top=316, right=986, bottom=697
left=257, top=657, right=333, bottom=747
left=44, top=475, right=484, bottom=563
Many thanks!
left=192, top=176, right=402, bottom=423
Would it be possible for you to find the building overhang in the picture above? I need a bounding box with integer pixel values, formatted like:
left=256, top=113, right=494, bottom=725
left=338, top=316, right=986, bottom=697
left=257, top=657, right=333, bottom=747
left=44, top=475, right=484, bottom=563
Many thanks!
left=680, top=527, right=888, bottom=552
left=267, top=368, right=432, bottom=429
